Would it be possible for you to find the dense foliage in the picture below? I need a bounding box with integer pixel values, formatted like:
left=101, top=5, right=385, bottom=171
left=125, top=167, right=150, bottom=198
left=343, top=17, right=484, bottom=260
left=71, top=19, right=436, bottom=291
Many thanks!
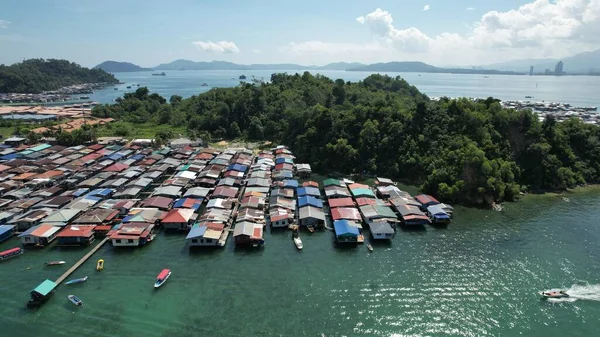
left=92, top=73, right=600, bottom=205
left=0, top=59, right=118, bottom=93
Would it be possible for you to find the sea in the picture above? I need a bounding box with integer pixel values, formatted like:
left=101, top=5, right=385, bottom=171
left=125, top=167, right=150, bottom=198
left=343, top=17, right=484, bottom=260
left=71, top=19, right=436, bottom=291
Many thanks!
left=1, top=71, right=600, bottom=337
left=88, top=70, right=600, bottom=109
left=1, top=188, right=600, bottom=337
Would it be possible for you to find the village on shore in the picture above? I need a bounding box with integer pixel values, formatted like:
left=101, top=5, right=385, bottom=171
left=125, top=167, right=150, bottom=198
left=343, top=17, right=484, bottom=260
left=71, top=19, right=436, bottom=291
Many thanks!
left=0, top=137, right=454, bottom=307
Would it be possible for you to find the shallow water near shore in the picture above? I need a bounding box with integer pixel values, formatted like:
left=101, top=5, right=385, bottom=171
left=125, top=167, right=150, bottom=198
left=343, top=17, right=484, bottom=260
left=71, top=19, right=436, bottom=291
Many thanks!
left=1, top=191, right=600, bottom=337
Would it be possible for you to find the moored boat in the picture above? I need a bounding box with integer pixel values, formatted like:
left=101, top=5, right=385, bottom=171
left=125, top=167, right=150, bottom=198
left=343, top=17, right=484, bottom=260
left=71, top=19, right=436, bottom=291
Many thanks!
left=293, top=236, right=303, bottom=250
left=366, top=243, right=373, bottom=252
left=154, top=269, right=171, bottom=288
left=540, top=290, right=569, bottom=299
left=65, top=276, right=89, bottom=285
left=45, top=260, right=65, bottom=266
left=0, top=247, right=24, bottom=261
left=68, top=294, right=83, bottom=306
left=96, top=259, right=104, bottom=271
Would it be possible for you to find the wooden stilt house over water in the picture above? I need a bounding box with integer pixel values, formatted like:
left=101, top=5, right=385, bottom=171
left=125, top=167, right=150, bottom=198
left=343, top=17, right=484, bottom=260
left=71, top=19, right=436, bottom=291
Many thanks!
left=27, top=279, right=57, bottom=308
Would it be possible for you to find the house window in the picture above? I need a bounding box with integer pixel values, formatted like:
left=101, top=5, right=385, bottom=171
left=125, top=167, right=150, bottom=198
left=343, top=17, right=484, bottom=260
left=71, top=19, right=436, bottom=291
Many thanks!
left=206, top=239, right=212, bottom=243
left=128, top=239, right=134, bottom=243
left=200, top=239, right=204, bottom=243
left=116, top=239, right=121, bottom=243
left=192, top=239, right=198, bottom=243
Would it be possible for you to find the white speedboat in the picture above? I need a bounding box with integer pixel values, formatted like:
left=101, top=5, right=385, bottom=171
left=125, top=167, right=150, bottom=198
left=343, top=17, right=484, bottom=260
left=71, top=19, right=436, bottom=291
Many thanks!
left=154, top=269, right=171, bottom=289
left=293, top=237, right=303, bottom=250
left=540, top=290, right=569, bottom=299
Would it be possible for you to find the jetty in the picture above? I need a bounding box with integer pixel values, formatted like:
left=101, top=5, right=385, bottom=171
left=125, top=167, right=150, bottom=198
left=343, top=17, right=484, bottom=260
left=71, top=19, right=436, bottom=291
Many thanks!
left=55, top=237, right=108, bottom=285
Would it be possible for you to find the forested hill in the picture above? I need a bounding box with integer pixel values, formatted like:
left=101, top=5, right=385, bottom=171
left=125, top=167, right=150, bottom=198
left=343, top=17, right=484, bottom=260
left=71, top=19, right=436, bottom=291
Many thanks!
left=0, top=59, right=119, bottom=93
left=92, top=73, right=600, bottom=205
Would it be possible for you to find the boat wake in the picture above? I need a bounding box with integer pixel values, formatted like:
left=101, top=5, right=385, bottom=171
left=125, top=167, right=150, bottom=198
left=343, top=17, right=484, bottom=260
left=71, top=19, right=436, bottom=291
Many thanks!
left=545, top=284, right=600, bottom=303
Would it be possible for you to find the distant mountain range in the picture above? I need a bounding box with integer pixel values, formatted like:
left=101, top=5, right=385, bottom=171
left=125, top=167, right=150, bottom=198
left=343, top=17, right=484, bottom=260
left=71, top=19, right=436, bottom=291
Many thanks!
left=94, top=48, right=599, bottom=75
left=151, top=59, right=365, bottom=71
left=94, top=61, right=153, bottom=72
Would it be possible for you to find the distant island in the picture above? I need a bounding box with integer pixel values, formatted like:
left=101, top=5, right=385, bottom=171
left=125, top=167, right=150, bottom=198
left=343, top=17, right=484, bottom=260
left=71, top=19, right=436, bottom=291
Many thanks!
left=94, top=61, right=153, bottom=73
left=0, top=59, right=118, bottom=93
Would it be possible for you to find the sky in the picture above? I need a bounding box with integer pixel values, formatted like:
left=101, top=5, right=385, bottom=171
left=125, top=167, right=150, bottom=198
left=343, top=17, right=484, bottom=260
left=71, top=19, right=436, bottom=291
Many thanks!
left=0, top=0, right=599, bottom=67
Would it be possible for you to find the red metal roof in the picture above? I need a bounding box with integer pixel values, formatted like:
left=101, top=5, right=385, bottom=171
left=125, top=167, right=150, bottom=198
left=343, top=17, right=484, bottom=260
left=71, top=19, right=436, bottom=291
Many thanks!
left=348, top=183, right=369, bottom=190
left=162, top=208, right=194, bottom=223
left=331, top=207, right=362, bottom=221
left=355, top=197, right=377, bottom=206
left=56, top=225, right=96, bottom=238
left=415, top=194, right=439, bottom=205
left=328, top=198, right=355, bottom=208
left=252, top=227, right=262, bottom=239
left=0, top=247, right=22, bottom=256
left=302, top=181, right=319, bottom=188
left=141, top=196, right=173, bottom=209
left=104, top=163, right=129, bottom=172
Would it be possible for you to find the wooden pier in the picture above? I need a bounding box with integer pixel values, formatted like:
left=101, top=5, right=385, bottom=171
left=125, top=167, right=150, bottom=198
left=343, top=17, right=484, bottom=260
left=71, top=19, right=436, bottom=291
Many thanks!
left=55, top=237, right=109, bottom=285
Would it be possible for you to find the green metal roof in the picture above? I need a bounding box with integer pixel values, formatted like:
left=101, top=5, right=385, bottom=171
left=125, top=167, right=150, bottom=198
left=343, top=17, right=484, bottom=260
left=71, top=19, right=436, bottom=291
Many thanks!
left=19, top=150, right=33, bottom=155
left=178, top=164, right=191, bottom=171
left=32, top=279, right=57, bottom=296
left=351, top=188, right=375, bottom=197
left=375, top=205, right=398, bottom=218
left=323, top=178, right=342, bottom=187
left=29, top=143, right=51, bottom=152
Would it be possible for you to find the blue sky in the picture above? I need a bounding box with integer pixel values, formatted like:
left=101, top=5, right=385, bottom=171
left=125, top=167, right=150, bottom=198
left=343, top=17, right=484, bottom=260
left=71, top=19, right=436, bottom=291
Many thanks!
left=1, top=0, right=599, bottom=67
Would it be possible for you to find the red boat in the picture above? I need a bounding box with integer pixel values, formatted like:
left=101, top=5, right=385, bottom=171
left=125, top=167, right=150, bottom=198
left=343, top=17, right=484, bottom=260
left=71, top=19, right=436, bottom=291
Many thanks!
left=154, top=269, right=171, bottom=288
left=0, top=247, right=23, bottom=261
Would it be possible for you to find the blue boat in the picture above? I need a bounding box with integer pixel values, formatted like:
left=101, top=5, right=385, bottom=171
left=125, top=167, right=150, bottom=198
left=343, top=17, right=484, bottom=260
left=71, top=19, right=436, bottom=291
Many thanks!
left=65, top=276, right=88, bottom=285
left=68, top=294, right=83, bottom=306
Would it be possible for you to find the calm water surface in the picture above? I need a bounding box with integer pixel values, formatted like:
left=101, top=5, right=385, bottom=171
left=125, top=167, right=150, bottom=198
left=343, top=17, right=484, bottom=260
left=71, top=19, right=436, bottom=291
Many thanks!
left=1, top=191, right=599, bottom=337
left=89, top=70, right=600, bottom=108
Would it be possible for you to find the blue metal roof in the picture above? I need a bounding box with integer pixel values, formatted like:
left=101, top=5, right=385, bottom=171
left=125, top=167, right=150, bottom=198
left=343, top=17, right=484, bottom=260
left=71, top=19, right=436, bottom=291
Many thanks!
left=227, top=164, right=248, bottom=172
left=427, top=204, right=449, bottom=217
left=0, top=153, right=19, bottom=161
left=298, top=195, right=323, bottom=208
left=297, top=186, right=320, bottom=197
left=83, top=195, right=102, bottom=202
left=334, top=220, right=359, bottom=236
left=32, top=279, right=57, bottom=296
left=173, top=198, right=204, bottom=210
left=106, top=153, right=124, bottom=161
left=73, top=188, right=89, bottom=197
left=186, top=223, right=207, bottom=239
left=131, top=154, right=145, bottom=161
left=0, top=224, right=16, bottom=236
left=87, top=188, right=113, bottom=197
left=283, top=180, right=299, bottom=188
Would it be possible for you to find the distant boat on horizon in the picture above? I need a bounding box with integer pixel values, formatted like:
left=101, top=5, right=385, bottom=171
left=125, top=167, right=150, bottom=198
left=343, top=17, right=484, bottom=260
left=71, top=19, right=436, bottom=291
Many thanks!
left=152, top=72, right=166, bottom=76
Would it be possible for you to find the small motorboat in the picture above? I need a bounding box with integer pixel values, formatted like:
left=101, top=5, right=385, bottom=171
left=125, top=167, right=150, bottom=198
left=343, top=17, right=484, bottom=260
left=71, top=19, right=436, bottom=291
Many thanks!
left=366, top=243, right=373, bottom=252
left=540, top=290, right=569, bottom=299
left=307, top=226, right=315, bottom=233
left=562, top=197, right=570, bottom=202
left=293, top=236, right=303, bottom=250
left=154, top=269, right=171, bottom=289
left=96, top=259, right=104, bottom=271
left=65, top=276, right=89, bottom=285
left=45, top=261, right=65, bottom=266
left=68, top=295, right=83, bottom=306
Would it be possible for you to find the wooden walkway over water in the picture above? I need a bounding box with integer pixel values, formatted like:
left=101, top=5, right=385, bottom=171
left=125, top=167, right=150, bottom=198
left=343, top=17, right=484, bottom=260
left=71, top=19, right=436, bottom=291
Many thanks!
left=55, top=237, right=109, bottom=285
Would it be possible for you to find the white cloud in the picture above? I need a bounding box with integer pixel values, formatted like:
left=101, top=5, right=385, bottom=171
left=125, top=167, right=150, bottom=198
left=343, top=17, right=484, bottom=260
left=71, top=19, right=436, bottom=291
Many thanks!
left=0, top=20, right=10, bottom=28
left=423, top=5, right=430, bottom=11
left=287, top=1, right=600, bottom=65
left=252, top=49, right=262, bottom=54
left=191, top=40, right=240, bottom=53
left=466, top=7, right=475, bottom=11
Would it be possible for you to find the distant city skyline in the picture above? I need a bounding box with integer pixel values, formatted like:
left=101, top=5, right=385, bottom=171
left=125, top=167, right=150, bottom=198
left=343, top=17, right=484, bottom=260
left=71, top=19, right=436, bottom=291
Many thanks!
left=1, top=0, right=599, bottom=68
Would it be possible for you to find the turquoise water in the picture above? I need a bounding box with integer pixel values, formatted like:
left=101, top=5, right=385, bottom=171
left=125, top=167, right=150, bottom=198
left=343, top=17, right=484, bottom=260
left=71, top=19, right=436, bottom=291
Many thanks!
left=1, top=191, right=600, bottom=336
left=90, top=70, right=600, bottom=108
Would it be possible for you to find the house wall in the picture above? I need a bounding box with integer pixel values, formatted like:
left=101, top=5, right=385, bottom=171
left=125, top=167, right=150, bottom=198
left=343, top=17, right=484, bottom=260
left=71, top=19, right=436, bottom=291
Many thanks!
left=299, top=218, right=323, bottom=227
left=372, top=232, right=393, bottom=240
left=336, top=234, right=357, bottom=243
left=188, top=237, right=218, bottom=247
left=163, top=222, right=189, bottom=230
left=20, top=233, right=57, bottom=246
left=16, top=220, right=41, bottom=231
left=271, top=219, right=289, bottom=228
left=111, top=237, right=140, bottom=246
left=57, top=236, right=95, bottom=245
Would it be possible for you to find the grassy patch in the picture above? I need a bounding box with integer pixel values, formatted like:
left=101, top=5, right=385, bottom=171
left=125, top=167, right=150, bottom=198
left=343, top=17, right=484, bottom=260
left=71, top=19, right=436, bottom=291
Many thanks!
left=0, top=126, right=15, bottom=139
left=96, top=122, right=187, bottom=139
